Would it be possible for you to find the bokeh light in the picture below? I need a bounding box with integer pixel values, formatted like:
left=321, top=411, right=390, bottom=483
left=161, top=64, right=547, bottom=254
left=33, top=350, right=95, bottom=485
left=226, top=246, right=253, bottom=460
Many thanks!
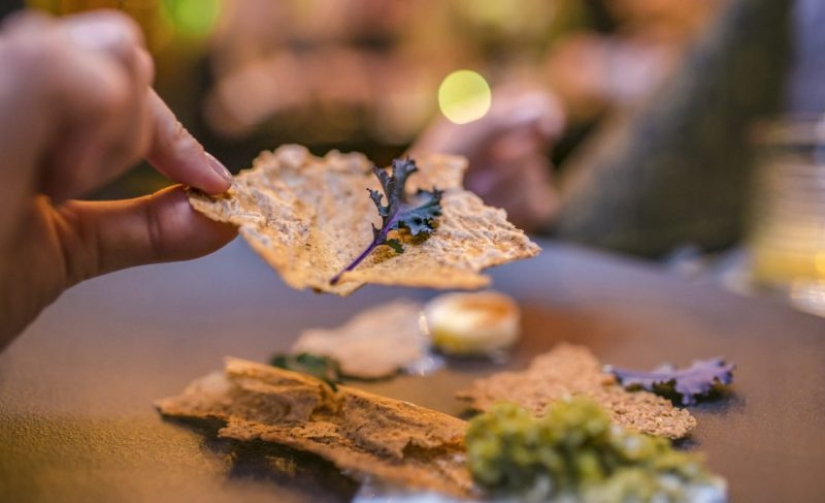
left=437, top=70, right=492, bottom=125
left=162, top=0, right=221, bottom=38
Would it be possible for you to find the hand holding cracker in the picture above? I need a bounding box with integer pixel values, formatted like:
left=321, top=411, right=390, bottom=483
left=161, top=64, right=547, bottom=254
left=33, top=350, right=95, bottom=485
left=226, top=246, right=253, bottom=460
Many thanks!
left=0, top=11, right=236, bottom=350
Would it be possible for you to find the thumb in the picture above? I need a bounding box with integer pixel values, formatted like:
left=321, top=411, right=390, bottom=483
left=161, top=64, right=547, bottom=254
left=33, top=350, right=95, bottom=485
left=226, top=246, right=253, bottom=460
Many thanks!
left=57, top=186, right=237, bottom=283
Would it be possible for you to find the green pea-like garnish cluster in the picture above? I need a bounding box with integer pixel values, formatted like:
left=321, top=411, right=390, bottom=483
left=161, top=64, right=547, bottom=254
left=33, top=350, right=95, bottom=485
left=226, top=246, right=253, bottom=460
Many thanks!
left=466, top=398, right=725, bottom=502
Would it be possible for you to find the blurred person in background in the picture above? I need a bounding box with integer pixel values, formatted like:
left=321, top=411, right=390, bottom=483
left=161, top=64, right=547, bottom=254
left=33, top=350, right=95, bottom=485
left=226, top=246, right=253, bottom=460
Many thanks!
left=0, top=10, right=236, bottom=349
left=412, top=0, right=790, bottom=257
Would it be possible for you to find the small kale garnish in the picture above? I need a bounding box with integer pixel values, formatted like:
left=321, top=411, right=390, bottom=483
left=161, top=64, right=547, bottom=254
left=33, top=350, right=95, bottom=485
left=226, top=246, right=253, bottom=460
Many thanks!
left=330, top=158, right=442, bottom=285
left=607, top=357, right=735, bottom=406
left=270, top=353, right=343, bottom=390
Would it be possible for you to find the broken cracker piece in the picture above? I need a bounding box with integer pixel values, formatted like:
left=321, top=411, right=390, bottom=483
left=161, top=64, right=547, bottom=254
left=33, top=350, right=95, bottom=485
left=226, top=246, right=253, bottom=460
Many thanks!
left=188, top=145, right=540, bottom=295
left=456, top=343, right=696, bottom=439
left=155, top=357, right=473, bottom=498
left=291, top=300, right=427, bottom=379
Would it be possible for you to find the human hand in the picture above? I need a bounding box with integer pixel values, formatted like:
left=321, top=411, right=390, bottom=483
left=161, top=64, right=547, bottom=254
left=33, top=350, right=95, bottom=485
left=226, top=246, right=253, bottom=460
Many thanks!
left=543, top=34, right=676, bottom=122
left=0, top=11, right=237, bottom=350
left=409, top=87, right=564, bottom=231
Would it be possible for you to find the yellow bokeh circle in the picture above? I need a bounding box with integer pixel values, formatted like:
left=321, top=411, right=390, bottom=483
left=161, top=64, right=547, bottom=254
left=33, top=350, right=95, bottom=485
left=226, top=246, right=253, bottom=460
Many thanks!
left=438, top=70, right=492, bottom=125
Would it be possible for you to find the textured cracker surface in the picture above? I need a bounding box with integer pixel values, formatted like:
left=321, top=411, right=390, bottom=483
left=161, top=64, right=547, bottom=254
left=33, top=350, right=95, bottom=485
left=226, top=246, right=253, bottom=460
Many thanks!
left=292, top=300, right=426, bottom=379
left=155, top=358, right=472, bottom=497
left=456, top=343, right=696, bottom=439
left=188, top=145, right=540, bottom=295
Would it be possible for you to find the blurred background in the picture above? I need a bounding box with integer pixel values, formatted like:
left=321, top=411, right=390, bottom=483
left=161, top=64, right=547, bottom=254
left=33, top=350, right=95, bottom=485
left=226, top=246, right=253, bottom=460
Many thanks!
left=18, top=0, right=721, bottom=196
left=9, top=1, right=825, bottom=314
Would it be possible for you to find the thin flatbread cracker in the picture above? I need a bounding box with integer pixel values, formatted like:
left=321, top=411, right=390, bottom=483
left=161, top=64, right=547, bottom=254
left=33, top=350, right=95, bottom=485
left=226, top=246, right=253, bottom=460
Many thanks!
left=188, top=145, right=540, bottom=295
left=292, top=300, right=427, bottom=379
left=456, top=343, right=697, bottom=439
left=155, top=358, right=472, bottom=498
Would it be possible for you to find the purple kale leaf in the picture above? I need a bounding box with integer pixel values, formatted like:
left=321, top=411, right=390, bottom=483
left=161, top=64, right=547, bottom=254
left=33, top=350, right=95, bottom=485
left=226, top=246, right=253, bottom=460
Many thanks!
left=330, top=158, right=442, bottom=285
left=606, top=358, right=735, bottom=406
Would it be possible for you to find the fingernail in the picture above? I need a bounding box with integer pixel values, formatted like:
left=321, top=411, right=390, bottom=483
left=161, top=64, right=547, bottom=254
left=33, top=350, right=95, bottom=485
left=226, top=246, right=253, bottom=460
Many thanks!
left=206, top=153, right=233, bottom=184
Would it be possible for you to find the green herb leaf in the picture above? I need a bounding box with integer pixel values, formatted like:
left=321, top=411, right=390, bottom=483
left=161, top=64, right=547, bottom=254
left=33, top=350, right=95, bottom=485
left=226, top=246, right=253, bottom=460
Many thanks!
left=269, top=353, right=343, bottom=390
left=330, top=158, right=442, bottom=284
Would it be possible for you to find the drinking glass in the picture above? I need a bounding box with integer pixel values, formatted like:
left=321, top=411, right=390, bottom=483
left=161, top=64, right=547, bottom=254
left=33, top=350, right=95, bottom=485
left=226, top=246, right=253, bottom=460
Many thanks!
left=749, top=117, right=825, bottom=315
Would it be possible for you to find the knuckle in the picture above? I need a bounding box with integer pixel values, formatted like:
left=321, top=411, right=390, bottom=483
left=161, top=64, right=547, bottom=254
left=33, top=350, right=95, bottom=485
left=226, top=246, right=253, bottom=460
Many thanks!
left=61, top=11, right=146, bottom=73
left=87, top=10, right=144, bottom=46
left=0, top=31, right=63, bottom=93
left=108, top=12, right=145, bottom=57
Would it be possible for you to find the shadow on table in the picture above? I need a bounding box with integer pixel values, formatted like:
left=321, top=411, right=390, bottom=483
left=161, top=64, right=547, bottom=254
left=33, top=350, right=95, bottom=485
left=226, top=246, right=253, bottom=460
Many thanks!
left=165, top=417, right=359, bottom=502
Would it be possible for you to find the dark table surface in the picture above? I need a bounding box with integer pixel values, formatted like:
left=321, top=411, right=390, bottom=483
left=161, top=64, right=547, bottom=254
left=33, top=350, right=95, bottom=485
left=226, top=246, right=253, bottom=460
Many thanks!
left=1, top=238, right=824, bottom=502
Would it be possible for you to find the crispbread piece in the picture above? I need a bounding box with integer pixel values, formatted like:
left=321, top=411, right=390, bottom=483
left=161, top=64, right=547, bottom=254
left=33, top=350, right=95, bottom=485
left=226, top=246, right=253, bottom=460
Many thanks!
left=292, top=300, right=426, bottom=379
left=188, top=145, right=540, bottom=295
left=155, top=358, right=472, bottom=498
left=456, top=343, right=696, bottom=439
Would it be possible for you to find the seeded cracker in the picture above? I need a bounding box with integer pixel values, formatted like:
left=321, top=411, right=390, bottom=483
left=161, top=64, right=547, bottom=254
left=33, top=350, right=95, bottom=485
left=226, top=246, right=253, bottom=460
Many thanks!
left=188, top=145, right=540, bottom=295
left=291, top=300, right=427, bottom=379
left=456, top=343, right=696, bottom=439
left=155, top=358, right=472, bottom=497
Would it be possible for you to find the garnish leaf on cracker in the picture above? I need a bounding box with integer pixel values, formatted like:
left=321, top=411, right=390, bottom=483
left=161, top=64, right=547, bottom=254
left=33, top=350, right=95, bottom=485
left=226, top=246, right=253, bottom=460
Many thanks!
left=607, top=357, right=735, bottom=406
left=331, top=159, right=442, bottom=284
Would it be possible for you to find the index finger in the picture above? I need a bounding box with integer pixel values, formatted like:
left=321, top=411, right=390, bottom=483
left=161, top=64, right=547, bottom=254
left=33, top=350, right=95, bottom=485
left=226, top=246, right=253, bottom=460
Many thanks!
left=145, top=89, right=232, bottom=194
